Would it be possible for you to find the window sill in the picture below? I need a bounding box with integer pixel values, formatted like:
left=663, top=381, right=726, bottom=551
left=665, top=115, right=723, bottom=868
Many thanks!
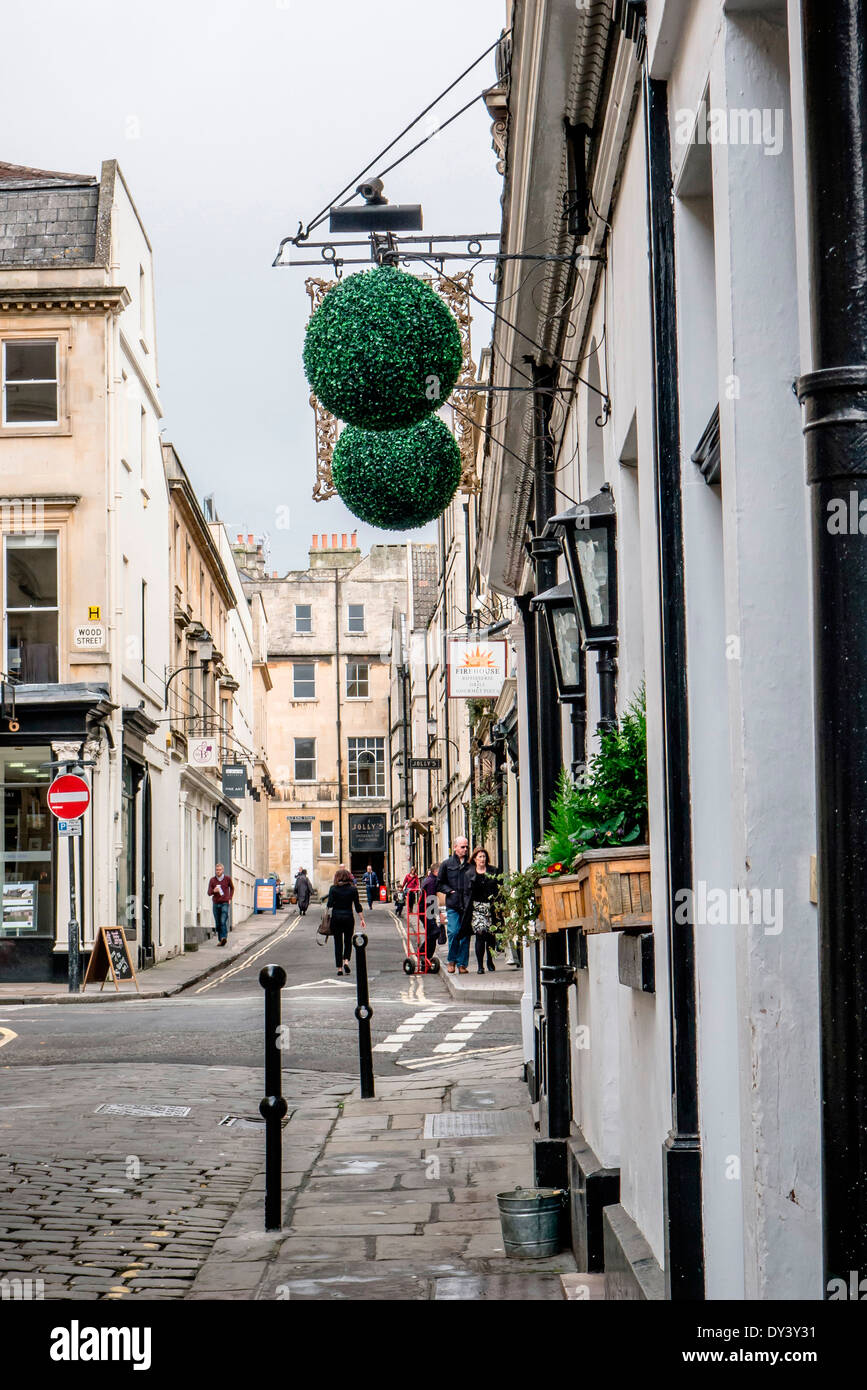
left=345, top=696, right=372, bottom=702
left=0, top=422, right=70, bottom=439
left=291, top=698, right=318, bottom=705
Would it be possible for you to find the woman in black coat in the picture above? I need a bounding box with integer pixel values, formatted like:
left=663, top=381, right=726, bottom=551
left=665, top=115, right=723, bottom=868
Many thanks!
left=326, top=866, right=366, bottom=976
left=459, top=847, right=499, bottom=974
left=294, top=869, right=311, bottom=915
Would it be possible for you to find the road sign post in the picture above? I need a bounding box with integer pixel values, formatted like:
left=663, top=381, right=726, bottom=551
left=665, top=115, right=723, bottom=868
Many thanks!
left=47, top=772, right=90, bottom=995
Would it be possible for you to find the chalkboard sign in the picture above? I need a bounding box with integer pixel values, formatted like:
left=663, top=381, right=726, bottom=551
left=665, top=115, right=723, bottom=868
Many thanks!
left=83, top=926, right=140, bottom=993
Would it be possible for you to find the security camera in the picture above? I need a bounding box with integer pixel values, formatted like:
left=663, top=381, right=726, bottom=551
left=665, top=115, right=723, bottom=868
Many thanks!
left=357, top=178, right=387, bottom=205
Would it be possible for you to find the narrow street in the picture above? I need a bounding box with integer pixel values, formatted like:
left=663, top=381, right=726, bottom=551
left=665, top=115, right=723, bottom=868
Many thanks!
left=0, top=909, right=530, bottom=1301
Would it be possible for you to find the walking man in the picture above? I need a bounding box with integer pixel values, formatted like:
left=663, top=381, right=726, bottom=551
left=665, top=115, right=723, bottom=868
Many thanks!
left=362, top=863, right=379, bottom=911
left=435, top=836, right=473, bottom=974
left=207, top=862, right=234, bottom=946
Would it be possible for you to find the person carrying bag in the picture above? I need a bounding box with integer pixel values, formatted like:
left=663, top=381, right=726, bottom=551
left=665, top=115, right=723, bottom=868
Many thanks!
left=325, top=865, right=365, bottom=976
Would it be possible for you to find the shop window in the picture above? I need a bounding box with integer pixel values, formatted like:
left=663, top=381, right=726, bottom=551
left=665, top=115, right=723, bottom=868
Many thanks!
left=0, top=748, right=54, bottom=937
left=2, top=340, right=58, bottom=425
left=5, top=534, right=59, bottom=683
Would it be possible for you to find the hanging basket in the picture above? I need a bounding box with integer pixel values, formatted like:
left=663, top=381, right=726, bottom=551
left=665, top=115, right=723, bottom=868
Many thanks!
left=331, top=415, right=462, bottom=530
left=303, top=265, right=463, bottom=431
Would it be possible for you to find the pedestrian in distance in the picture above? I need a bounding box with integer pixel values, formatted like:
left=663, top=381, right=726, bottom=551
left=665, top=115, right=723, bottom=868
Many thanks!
left=401, top=866, right=420, bottom=914
left=436, top=836, right=473, bottom=974
left=326, top=865, right=366, bottom=977
left=293, top=867, right=311, bottom=916
left=362, top=863, right=379, bottom=910
left=207, top=862, right=234, bottom=946
left=460, top=846, right=499, bottom=973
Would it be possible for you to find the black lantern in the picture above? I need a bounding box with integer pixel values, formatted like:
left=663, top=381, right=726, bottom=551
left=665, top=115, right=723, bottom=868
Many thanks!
left=530, top=582, right=585, bottom=702
left=531, top=580, right=588, bottom=776
left=549, top=484, right=618, bottom=648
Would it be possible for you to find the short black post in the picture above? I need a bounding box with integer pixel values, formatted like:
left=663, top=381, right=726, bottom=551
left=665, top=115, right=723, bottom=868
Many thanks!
left=541, top=962, right=576, bottom=1139
left=259, top=964, right=288, bottom=1230
left=67, top=832, right=81, bottom=994
left=353, top=932, right=375, bottom=1099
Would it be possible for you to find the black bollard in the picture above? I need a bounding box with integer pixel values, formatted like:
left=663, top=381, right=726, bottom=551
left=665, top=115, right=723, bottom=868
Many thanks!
left=259, top=964, right=288, bottom=1230
left=352, top=932, right=375, bottom=1099
left=540, top=961, right=576, bottom=1139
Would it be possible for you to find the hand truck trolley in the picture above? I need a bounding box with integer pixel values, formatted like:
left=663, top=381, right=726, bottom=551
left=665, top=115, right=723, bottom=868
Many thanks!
left=402, top=891, right=441, bottom=975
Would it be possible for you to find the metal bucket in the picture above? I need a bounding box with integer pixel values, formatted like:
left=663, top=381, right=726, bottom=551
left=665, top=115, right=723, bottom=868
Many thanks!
left=496, top=1186, right=565, bottom=1258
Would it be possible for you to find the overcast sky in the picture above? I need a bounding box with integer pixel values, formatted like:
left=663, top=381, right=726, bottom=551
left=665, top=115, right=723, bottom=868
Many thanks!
left=2, top=0, right=505, bottom=570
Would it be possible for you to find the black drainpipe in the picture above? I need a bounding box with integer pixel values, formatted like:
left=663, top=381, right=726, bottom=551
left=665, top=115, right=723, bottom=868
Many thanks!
left=796, top=0, right=867, bottom=1290
left=334, top=568, right=344, bottom=864
left=643, top=70, right=704, bottom=1300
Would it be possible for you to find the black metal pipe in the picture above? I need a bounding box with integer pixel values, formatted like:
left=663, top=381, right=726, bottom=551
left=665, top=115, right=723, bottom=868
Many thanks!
left=541, top=963, right=576, bottom=1138
left=643, top=71, right=704, bottom=1300
left=259, top=964, right=288, bottom=1230
left=353, top=932, right=375, bottom=1098
left=528, top=359, right=563, bottom=835
left=334, top=568, right=344, bottom=863
left=797, top=0, right=867, bottom=1289
left=570, top=697, right=587, bottom=779
left=596, top=644, right=617, bottom=735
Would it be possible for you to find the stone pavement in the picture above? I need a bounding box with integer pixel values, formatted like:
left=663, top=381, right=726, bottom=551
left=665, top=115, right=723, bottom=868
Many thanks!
left=440, top=964, right=523, bottom=1006
left=0, top=906, right=296, bottom=1005
left=188, top=1045, right=576, bottom=1301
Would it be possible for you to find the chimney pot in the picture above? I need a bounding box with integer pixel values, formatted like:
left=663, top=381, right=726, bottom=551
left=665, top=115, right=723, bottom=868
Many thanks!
left=272, top=570, right=278, bottom=578
left=342, top=533, right=348, bottom=549
left=351, top=531, right=357, bottom=547
left=311, top=535, right=319, bottom=548
left=237, top=534, right=243, bottom=544
left=321, top=534, right=327, bottom=549
left=331, top=533, right=338, bottom=548
left=247, top=533, right=254, bottom=546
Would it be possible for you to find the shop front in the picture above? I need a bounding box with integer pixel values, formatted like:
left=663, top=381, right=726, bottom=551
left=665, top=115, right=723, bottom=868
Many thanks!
left=349, top=811, right=386, bottom=887
left=0, top=685, right=113, bottom=982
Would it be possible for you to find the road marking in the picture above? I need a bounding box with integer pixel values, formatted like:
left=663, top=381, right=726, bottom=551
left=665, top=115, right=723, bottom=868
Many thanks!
left=397, top=1044, right=520, bottom=1070
left=285, top=978, right=353, bottom=991
left=194, top=915, right=300, bottom=993
left=0, top=1027, right=17, bottom=1049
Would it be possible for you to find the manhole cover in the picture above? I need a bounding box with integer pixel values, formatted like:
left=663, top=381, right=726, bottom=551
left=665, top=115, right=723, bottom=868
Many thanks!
left=423, top=1110, right=531, bottom=1139
left=94, top=1104, right=191, bottom=1118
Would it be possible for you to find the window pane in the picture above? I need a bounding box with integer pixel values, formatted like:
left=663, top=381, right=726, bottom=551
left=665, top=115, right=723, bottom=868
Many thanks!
left=347, top=604, right=364, bottom=632
left=294, top=738, right=316, bottom=780
left=295, top=604, right=312, bottom=633
left=293, top=663, right=316, bottom=698
left=346, top=662, right=369, bottom=698
left=6, top=535, right=58, bottom=607
left=4, top=342, right=56, bottom=382
left=4, top=382, right=58, bottom=424
left=7, top=611, right=58, bottom=682
left=347, top=736, right=384, bottom=797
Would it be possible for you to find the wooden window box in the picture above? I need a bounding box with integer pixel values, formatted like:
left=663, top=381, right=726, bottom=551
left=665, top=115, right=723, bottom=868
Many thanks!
left=535, top=846, right=652, bottom=934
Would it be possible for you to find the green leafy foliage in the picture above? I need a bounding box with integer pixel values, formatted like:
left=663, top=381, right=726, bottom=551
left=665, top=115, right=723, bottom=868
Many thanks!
left=303, top=266, right=463, bottom=431
left=536, top=685, right=647, bottom=869
left=331, top=416, right=462, bottom=530
left=494, top=862, right=546, bottom=947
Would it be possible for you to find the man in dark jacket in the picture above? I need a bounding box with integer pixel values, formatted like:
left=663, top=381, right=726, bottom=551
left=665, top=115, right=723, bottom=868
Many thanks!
left=207, top=863, right=234, bottom=946
left=361, top=864, right=379, bottom=910
left=294, top=868, right=311, bottom=915
left=435, top=837, right=472, bottom=973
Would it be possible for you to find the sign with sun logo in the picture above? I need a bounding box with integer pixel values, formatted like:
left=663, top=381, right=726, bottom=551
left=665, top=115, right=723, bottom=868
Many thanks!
left=447, top=639, right=508, bottom=697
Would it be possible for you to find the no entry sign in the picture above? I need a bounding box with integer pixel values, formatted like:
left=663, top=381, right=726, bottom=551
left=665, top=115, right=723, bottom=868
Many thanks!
left=47, top=773, right=90, bottom=820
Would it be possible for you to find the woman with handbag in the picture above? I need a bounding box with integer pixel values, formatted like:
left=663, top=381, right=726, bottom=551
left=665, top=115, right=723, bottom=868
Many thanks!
left=326, top=865, right=365, bottom=976
left=459, top=847, right=499, bottom=974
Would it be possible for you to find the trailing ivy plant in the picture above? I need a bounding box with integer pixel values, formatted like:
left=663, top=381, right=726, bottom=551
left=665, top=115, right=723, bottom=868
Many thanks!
left=493, top=861, right=547, bottom=948
left=469, top=775, right=502, bottom=844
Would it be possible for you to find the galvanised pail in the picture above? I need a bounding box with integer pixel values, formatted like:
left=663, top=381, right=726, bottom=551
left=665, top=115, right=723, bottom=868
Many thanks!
left=496, top=1186, right=564, bottom=1258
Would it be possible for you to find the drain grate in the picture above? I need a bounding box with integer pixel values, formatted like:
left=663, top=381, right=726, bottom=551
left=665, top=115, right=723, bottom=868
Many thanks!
left=423, top=1109, right=531, bottom=1139
left=218, top=1113, right=292, bottom=1131
left=94, top=1103, right=191, bottom=1118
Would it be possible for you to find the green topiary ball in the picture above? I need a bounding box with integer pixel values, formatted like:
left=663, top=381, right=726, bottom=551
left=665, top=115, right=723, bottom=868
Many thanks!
left=303, top=266, right=464, bottom=430
left=332, top=415, right=462, bottom=530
